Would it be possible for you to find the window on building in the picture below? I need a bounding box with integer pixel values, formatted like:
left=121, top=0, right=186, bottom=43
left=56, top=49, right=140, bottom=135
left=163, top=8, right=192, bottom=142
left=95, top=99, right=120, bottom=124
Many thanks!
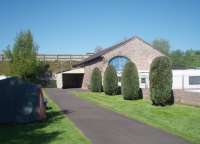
left=189, top=76, right=200, bottom=85
left=109, top=56, right=129, bottom=73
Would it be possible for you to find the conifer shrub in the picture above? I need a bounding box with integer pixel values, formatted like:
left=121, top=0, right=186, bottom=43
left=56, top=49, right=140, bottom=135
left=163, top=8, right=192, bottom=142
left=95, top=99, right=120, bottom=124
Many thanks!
left=138, top=88, right=143, bottom=99
left=150, top=56, right=173, bottom=106
left=103, top=65, right=118, bottom=95
left=115, top=86, right=121, bottom=95
left=122, top=62, right=139, bottom=100
left=90, top=67, right=102, bottom=92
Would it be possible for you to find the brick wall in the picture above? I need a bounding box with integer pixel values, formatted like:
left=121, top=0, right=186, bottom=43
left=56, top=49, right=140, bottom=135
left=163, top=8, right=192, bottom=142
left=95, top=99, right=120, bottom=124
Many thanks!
left=143, top=89, right=200, bottom=106
left=82, top=38, right=163, bottom=89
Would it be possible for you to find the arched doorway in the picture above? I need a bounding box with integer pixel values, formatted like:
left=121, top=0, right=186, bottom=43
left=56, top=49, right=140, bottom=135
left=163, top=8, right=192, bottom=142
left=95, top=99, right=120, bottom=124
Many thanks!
left=108, top=56, right=130, bottom=85
left=109, top=56, right=129, bottom=74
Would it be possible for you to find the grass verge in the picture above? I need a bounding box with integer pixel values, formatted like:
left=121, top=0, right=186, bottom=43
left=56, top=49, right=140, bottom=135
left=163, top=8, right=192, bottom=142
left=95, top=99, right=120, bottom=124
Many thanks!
left=75, top=92, right=200, bottom=144
left=0, top=93, right=91, bottom=144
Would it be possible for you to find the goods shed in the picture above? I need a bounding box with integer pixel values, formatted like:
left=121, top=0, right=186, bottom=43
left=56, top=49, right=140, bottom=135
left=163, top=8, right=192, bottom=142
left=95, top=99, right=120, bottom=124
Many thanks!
left=56, top=68, right=84, bottom=89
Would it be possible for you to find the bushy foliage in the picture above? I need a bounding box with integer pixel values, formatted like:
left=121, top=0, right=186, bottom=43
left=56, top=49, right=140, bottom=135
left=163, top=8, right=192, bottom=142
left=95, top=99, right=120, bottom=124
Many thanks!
left=152, top=39, right=170, bottom=55
left=103, top=65, right=118, bottom=95
left=170, top=49, right=200, bottom=69
left=0, top=62, right=10, bottom=75
left=3, top=30, right=50, bottom=85
left=91, top=67, right=102, bottom=92
left=152, top=38, right=200, bottom=68
left=122, top=62, right=139, bottom=100
left=150, top=56, right=173, bottom=106
left=115, top=86, right=121, bottom=95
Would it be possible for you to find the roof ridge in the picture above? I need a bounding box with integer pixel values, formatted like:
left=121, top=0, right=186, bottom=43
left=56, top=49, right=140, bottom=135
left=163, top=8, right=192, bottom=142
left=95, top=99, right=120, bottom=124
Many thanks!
left=105, top=36, right=136, bottom=50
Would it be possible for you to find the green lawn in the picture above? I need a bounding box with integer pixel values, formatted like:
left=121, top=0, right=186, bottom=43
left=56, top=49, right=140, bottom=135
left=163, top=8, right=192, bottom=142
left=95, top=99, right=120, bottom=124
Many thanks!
left=75, top=92, right=200, bottom=144
left=0, top=96, right=91, bottom=144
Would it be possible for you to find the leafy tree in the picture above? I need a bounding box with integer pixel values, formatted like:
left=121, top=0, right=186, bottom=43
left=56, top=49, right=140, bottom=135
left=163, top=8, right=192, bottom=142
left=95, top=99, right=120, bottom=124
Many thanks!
left=3, top=45, right=12, bottom=61
left=170, top=49, right=200, bottom=69
left=0, top=62, right=11, bottom=75
left=170, top=50, right=186, bottom=69
left=150, top=56, right=173, bottom=106
left=91, top=67, right=102, bottom=92
left=152, top=39, right=170, bottom=55
left=121, top=62, right=139, bottom=100
left=103, top=64, right=118, bottom=95
left=152, top=38, right=200, bottom=69
left=195, top=50, right=200, bottom=55
left=184, top=49, right=200, bottom=68
left=3, top=30, right=50, bottom=85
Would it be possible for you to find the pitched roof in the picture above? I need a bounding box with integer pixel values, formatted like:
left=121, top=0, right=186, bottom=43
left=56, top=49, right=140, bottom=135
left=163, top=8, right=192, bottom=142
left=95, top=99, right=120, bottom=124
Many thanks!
left=74, top=36, right=157, bottom=67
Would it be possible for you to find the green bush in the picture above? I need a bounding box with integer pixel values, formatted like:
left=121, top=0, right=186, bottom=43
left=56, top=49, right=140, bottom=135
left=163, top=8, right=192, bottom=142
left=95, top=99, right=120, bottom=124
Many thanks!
left=90, top=67, right=102, bottom=92
left=122, top=62, right=139, bottom=100
left=3, top=30, right=50, bottom=85
left=116, top=86, right=121, bottom=95
left=103, top=64, right=118, bottom=95
left=150, top=56, right=173, bottom=106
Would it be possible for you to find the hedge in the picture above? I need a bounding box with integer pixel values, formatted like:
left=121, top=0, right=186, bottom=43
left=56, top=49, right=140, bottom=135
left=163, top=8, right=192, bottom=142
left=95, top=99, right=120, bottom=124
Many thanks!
left=122, top=62, right=139, bottom=100
left=150, top=56, right=173, bottom=106
left=103, top=65, right=118, bottom=95
left=90, top=67, right=102, bottom=92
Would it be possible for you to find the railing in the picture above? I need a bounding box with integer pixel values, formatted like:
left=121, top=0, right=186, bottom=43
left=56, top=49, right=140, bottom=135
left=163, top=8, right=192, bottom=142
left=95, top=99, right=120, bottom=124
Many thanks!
left=0, top=54, right=93, bottom=62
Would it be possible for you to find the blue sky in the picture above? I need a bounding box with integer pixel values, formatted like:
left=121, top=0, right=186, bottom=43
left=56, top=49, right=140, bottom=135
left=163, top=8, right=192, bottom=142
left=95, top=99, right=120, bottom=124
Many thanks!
left=0, top=0, right=200, bottom=54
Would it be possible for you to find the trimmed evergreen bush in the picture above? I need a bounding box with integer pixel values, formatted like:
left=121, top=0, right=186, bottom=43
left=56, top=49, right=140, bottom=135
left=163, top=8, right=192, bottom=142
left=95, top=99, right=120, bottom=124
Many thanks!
left=122, top=62, right=139, bottom=100
left=90, top=67, right=102, bottom=92
left=103, top=64, right=118, bottom=95
left=116, top=86, right=122, bottom=95
left=150, top=56, right=173, bottom=106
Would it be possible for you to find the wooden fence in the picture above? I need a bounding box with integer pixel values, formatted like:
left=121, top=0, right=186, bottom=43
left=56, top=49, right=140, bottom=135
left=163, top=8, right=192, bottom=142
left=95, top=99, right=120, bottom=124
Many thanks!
left=0, top=54, right=92, bottom=62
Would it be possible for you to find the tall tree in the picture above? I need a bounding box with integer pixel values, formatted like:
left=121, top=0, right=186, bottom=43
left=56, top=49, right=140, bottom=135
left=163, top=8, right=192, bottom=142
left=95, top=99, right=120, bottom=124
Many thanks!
left=170, top=49, right=200, bottom=69
left=150, top=56, right=173, bottom=106
left=3, top=30, right=49, bottom=84
left=152, top=39, right=170, bottom=55
left=103, top=65, right=118, bottom=95
left=170, top=50, right=186, bottom=69
left=90, top=67, right=102, bottom=92
left=122, top=62, right=139, bottom=100
left=184, top=49, right=200, bottom=68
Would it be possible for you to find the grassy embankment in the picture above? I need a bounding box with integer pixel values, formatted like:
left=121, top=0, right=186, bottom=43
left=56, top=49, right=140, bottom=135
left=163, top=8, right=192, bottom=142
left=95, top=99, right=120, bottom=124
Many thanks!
left=75, top=92, right=200, bottom=144
left=0, top=94, right=91, bottom=144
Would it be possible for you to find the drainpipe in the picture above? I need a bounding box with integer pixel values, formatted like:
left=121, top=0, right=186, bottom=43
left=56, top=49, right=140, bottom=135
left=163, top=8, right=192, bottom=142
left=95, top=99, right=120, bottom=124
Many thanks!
left=182, top=75, right=184, bottom=91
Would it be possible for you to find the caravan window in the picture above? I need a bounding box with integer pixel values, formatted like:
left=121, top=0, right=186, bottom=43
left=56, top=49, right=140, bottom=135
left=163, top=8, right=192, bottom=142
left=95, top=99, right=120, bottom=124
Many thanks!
left=189, top=76, right=200, bottom=85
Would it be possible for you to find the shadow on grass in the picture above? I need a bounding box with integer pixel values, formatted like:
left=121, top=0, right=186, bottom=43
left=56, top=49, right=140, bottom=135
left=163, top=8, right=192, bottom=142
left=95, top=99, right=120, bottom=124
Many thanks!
left=0, top=109, right=68, bottom=144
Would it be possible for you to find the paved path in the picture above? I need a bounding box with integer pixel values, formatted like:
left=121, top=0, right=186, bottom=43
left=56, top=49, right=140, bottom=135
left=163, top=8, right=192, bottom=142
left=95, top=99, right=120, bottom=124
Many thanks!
left=46, top=88, right=190, bottom=144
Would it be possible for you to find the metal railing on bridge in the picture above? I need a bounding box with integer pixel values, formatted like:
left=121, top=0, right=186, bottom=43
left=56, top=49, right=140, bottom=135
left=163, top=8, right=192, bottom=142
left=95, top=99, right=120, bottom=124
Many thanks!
left=0, top=53, right=93, bottom=62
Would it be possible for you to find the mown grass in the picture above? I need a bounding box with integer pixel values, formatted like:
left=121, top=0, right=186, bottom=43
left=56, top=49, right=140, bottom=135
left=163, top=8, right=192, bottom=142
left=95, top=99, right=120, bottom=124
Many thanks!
left=0, top=96, right=91, bottom=144
left=75, top=92, right=200, bottom=144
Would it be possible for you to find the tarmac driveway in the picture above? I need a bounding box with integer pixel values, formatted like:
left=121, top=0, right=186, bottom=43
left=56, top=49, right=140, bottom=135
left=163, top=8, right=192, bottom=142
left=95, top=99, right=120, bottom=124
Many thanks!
left=46, top=88, right=190, bottom=144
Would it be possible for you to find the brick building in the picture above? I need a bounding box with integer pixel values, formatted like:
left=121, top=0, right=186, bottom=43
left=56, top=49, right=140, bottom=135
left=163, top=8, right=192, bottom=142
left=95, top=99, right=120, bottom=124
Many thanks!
left=56, top=36, right=163, bottom=89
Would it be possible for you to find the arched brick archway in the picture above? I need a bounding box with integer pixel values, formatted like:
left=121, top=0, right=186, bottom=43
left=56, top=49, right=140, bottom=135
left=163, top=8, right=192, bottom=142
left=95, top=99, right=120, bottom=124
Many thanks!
left=108, top=56, right=130, bottom=74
